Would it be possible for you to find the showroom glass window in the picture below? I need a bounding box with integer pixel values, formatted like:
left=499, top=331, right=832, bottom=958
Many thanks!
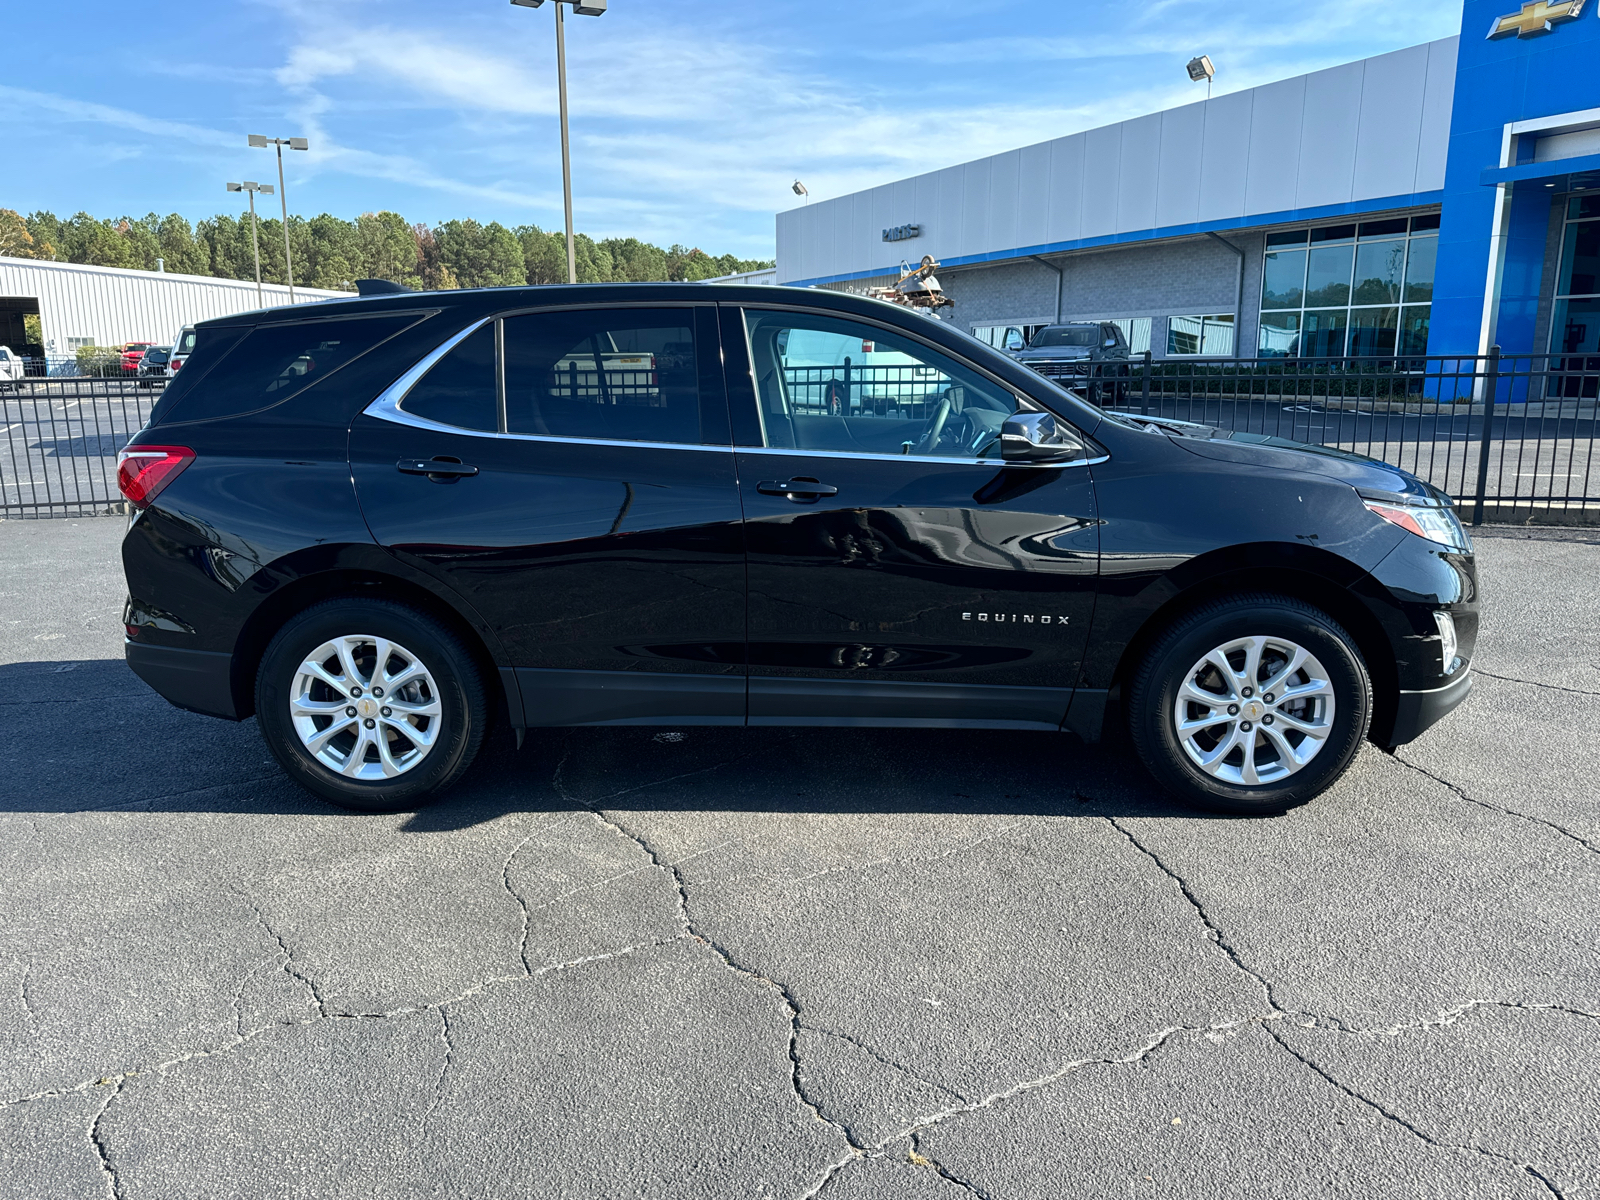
left=1258, top=215, right=1437, bottom=357
left=1552, top=195, right=1600, bottom=358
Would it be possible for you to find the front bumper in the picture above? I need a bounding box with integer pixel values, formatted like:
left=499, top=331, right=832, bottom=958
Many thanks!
left=1385, top=667, right=1473, bottom=748
left=126, top=639, right=240, bottom=720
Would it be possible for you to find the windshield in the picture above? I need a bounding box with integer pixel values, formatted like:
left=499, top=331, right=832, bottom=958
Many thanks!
left=1029, top=326, right=1100, bottom=348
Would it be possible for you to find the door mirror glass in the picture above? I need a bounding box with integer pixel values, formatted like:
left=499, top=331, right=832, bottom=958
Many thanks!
left=1000, top=411, right=1082, bottom=463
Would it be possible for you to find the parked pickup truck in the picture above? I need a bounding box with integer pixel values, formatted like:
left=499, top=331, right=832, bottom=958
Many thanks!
left=1006, top=321, right=1131, bottom=403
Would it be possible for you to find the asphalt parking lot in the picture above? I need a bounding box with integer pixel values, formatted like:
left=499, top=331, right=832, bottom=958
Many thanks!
left=2, top=516, right=1597, bottom=1199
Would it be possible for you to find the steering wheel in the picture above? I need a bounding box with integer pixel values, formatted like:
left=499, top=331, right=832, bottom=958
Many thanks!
left=915, top=395, right=953, bottom=454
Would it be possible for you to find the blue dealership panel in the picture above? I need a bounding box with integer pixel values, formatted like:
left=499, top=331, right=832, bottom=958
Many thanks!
left=1432, top=0, right=1600, bottom=355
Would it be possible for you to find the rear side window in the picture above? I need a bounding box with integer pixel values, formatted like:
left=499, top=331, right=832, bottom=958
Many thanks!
left=160, top=314, right=420, bottom=424
left=399, top=324, right=497, bottom=432
left=503, top=308, right=709, bottom=444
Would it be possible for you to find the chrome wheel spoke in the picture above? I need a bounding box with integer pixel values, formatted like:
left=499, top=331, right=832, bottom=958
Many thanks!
left=1272, top=708, right=1326, bottom=737
left=1238, top=636, right=1266, bottom=691
left=1177, top=712, right=1230, bottom=734
left=1278, top=677, right=1332, bottom=703
left=1259, top=647, right=1308, bottom=697
left=291, top=696, right=349, bottom=718
left=1262, top=723, right=1310, bottom=771
left=305, top=715, right=357, bottom=755
left=335, top=638, right=368, bottom=690
left=301, top=658, right=349, bottom=695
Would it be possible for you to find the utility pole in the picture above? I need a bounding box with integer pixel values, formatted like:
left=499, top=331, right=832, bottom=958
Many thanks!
left=510, top=0, right=608, bottom=285
left=226, top=180, right=274, bottom=306
left=248, top=134, right=309, bottom=300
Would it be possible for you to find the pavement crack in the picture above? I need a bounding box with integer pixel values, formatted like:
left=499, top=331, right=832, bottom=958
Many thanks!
left=2, top=935, right=685, bottom=1111
left=909, top=1131, right=993, bottom=1199
left=17, top=957, right=39, bottom=1034
left=1105, top=816, right=1285, bottom=1013
left=416, top=1006, right=455, bottom=1141
left=1472, top=668, right=1600, bottom=698
left=1391, top=752, right=1600, bottom=857
left=803, top=1025, right=970, bottom=1105
left=244, top=899, right=327, bottom=1017
left=552, top=752, right=865, bottom=1164
left=87, top=1079, right=125, bottom=1200
left=499, top=833, right=538, bottom=976
left=1266, top=1025, right=1567, bottom=1199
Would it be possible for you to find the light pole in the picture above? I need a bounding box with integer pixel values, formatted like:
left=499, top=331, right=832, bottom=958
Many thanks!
left=247, top=134, right=309, bottom=300
left=226, top=180, right=275, bottom=306
left=510, top=0, right=607, bottom=285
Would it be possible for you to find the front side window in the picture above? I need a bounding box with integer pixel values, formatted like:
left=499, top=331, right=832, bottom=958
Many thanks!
left=743, top=309, right=1024, bottom=458
left=503, top=308, right=709, bottom=444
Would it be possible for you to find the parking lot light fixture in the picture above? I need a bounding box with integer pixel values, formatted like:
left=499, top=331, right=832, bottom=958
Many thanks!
left=1187, top=54, right=1215, bottom=99
left=227, top=180, right=275, bottom=306
left=510, top=0, right=608, bottom=285
left=248, top=135, right=310, bottom=301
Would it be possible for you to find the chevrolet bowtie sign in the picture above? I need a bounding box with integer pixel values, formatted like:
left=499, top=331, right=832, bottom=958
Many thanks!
left=1488, top=0, right=1587, bottom=38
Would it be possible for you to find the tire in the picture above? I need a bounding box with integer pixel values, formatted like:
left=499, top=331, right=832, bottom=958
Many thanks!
left=1127, top=594, right=1371, bottom=815
left=255, top=599, right=488, bottom=812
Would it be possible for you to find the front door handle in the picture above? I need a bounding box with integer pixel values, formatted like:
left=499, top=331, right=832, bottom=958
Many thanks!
left=397, top=458, right=479, bottom=478
left=757, top=478, right=838, bottom=500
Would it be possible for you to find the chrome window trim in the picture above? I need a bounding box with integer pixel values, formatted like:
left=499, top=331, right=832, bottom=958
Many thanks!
left=734, top=445, right=1107, bottom=470
left=365, top=315, right=497, bottom=432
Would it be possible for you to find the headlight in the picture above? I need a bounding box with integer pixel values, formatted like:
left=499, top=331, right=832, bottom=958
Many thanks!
left=1363, top=499, right=1471, bottom=552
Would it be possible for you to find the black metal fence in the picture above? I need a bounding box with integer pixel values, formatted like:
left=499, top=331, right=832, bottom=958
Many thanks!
left=1, top=378, right=161, bottom=518
left=1097, top=349, right=1599, bottom=524
left=4, top=351, right=1597, bottom=524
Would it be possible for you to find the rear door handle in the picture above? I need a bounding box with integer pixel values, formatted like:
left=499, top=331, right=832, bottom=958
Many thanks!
left=397, top=458, right=479, bottom=477
left=757, top=478, right=838, bottom=499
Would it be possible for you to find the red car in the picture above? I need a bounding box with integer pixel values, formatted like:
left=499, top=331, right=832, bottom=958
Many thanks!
left=119, top=342, right=156, bottom=373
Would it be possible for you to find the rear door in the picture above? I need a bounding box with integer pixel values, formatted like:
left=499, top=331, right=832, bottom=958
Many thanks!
left=349, top=304, right=747, bottom=726
left=724, top=305, right=1099, bottom=728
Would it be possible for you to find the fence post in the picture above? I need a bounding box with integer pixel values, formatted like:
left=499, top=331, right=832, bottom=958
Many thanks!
left=1140, top=350, right=1151, bottom=416
left=1471, top=345, right=1500, bottom=527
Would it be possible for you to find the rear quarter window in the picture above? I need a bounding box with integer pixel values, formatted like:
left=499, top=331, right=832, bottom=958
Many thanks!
left=155, top=313, right=424, bottom=426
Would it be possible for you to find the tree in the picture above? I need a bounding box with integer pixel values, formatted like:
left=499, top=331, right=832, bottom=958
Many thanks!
left=155, top=213, right=207, bottom=275
left=601, top=237, right=668, bottom=283
left=23, top=211, right=62, bottom=260
left=356, top=212, right=422, bottom=288
left=301, top=213, right=359, bottom=291
left=433, top=219, right=525, bottom=288
left=412, top=224, right=458, bottom=290
left=0, top=209, right=40, bottom=258
left=515, top=224, right=567, bottom=285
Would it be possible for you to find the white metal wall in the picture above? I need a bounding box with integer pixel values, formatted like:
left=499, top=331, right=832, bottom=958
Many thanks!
left=0, top=257, right=351, bottom=353
left=777, top=37, right=1459, bottom=285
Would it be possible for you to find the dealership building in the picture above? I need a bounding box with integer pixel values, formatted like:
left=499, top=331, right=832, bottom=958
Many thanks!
left=775, top=0, right=1600, bottom=364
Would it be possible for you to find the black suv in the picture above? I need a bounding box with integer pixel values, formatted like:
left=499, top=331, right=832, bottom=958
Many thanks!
left=1007, top=321, right=1131, bottom=402
left=118, top=284, right=1476, bottom=815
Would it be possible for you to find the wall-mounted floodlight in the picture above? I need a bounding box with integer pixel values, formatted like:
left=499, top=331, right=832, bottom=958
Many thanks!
left=248, top=134, right=310, bottom=301
left=511, top=0, right=609, bottom=282
left=1187, top=54, right=1215, bottom=99
left=226, top=180, right=275, bottom=304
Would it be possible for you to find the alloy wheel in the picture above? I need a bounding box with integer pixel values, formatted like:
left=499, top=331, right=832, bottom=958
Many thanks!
left=290, top=634, right=442, bottom=779
left=1171, top=634, right=1336, bottom=787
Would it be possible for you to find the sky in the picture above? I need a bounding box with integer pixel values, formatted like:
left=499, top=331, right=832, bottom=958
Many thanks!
left=1, top=0, right=1467, bottom=260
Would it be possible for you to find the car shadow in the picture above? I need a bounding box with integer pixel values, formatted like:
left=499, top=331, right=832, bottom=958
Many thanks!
left=1, top=658, right=1231, bottom=826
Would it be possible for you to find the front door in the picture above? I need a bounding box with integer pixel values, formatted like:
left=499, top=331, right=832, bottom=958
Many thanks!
left=726, top=305, right=1099, bottom=728
left=349, top=304, right=747, bottom=725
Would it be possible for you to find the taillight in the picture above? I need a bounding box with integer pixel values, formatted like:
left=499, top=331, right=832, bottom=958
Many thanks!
left=117, top=445, right=194, bottom=508
left=170, top=359, right=182, bottom=371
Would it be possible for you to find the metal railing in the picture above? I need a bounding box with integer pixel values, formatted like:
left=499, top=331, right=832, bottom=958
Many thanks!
left=1, top=377, right=161, bottom=517
left=1094, top=348, right=1599, bottom=524
left=3, top=351, right=1597, bottom=523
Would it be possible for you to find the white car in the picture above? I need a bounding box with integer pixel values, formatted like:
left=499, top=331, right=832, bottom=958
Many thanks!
left=0, top=345, right=26, bottom=390
left=168, top=326, right=198, bottom=377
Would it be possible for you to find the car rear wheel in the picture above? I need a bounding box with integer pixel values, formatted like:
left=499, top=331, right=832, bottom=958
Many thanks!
left=255, top=599, right=487, bottom=812
left=1128, top=594, right=1370, bottom=814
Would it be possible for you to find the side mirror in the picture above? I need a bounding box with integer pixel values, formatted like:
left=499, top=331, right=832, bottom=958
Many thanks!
left=999, top=411, right=1080, bottom=463
left=1103, top=337, right=1118, bottom=348
left=1003, top=329, right=1025, bottom=352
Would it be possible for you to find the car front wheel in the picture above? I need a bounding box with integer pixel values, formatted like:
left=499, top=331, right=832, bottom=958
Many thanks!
left=255, top=599, right=488, bottom=812
left=1128, top=594, right=1371, bottom=814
